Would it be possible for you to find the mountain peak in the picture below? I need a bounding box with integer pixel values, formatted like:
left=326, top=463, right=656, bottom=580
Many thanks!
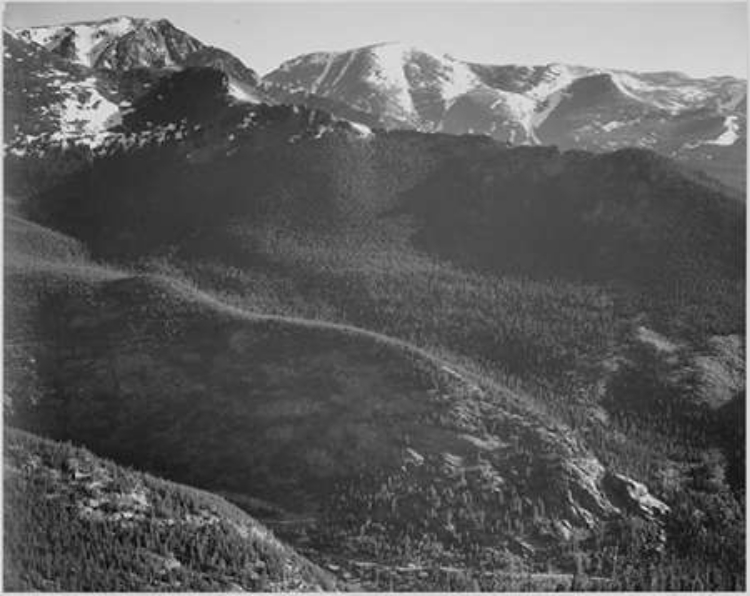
left=361, top=40, right=458, bottom=62
left=15, top=15, right=199, bottom=69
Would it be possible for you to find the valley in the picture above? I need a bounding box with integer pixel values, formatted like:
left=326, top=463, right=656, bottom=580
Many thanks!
left=2, top=12, right=746, bottom=592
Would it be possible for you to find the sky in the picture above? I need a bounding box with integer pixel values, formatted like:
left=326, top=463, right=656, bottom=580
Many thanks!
left=3, top=1, right=747, bottom=78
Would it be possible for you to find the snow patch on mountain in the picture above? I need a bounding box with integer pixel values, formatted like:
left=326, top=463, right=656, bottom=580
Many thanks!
left=57, top=77, right=121, bottom=136
left=348, top=121, right=373, bottom=138
left=420, top=51, right=481, bottom=104
left=488, top=90, right=537, bottom=136
left=311, top=52, right=338, bottom=94
left=5, top=51, right=121, bottom=151
left=329, top=49, right=358, bottom=90
left=609, top=73, right=649, bottom=104
left=526, top=64, right=590, bottom=102
left=268, top=44, right=746, bottom=138
left=227, top=81, right=260, bottom=103
left=600, top=120, right=629, bottom=132
left=19, top=16, right=142, bottom=67
left=707, top=115, right=740, bottom=146
left=268, top=41, right=745, bottom=160
left=609, top=71, right=737, bottom=113
left=364, top=43, right=417, bottom=118
left=531, top=88, right=568, bottom=129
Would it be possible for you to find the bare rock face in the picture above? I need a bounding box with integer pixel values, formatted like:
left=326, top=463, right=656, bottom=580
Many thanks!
left=624, top=326, right=745, bottom=413
left=694, top=335, right=745, bottom=409
left=602, top=472, right=670, bottom=519
left=560, top=455, right=619, bottom=527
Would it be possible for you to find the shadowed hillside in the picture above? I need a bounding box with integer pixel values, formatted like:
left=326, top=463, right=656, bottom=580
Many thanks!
left=5, top=428, right=335, bottom=591
left=7, top=256, right=652, bottom=570
left=4, top=66, right=745, bottom=590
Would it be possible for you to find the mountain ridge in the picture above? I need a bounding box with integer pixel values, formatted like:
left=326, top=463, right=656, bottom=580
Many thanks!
left=264, top=40, right=746, bottom=189
left=6, top=17, right=746, bottom=189
left=5, top=210, right=680, bottom=588
left=11, top=16, right=266, bottom=107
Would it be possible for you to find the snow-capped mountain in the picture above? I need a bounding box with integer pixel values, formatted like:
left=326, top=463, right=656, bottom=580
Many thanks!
left=15, top=16, right=264, bottom=101
left=265, top=42, right=539, bottom=139
left=4, top=17, right=272, bottom=155
left=265, top=42, right=746, bottom=189
left=4, top=29, right=370, bottom=168
left=6, top=19, right=746, bottom=190
left=17, top=16, right=197, bottom=69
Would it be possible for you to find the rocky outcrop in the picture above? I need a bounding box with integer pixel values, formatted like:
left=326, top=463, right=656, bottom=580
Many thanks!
left=694, top=335, right=745, bottom=409
left=603, top=472, right=670, bottom=519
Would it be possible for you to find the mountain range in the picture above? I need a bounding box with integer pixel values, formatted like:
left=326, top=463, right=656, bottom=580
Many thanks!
left=265, top=43, right=746, bottom=190
left=3, top=14, right=746, bottom=592
left=17, top=16, right=262, bottom=94
left=5, top=17, right=747, bottom=190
